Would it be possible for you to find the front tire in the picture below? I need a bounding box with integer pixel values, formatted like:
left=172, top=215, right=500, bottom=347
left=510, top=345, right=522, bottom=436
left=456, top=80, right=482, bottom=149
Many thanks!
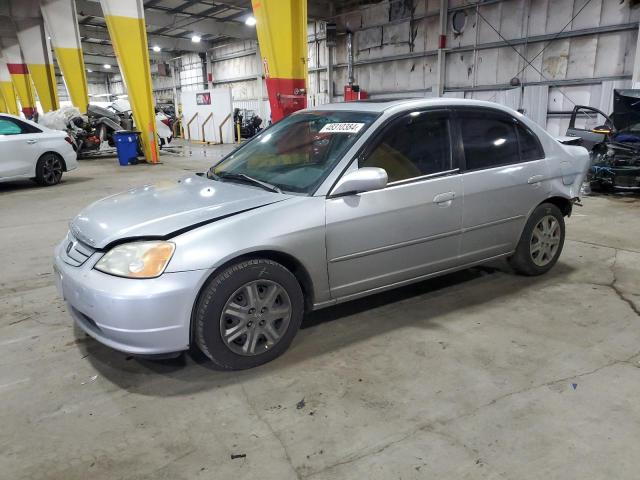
left=194, top=259, right=304, bottom=370
left=35, top=153, right=64, bottom=186
left=509, top=203, right=565, bottom=276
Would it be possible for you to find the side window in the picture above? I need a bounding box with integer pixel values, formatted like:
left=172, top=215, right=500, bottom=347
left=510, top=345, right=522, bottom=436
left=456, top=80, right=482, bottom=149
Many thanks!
left=18, top=121, right=42, bottom=134
left=0, top=118, right=24, bottom=135
left=459, top=112, right=519, bottom=170
left=517, top=124, right=544, bottom=161
left=360, top=111, right=451, bottom=183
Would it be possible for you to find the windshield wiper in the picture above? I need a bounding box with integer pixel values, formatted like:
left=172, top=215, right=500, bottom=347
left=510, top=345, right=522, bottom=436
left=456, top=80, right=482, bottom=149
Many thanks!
left=214, top=171, right=282, bottom=193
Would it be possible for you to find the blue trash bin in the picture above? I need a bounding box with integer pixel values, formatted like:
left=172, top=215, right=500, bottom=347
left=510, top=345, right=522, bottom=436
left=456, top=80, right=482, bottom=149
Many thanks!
left=114, top=130, right=141, bottom=166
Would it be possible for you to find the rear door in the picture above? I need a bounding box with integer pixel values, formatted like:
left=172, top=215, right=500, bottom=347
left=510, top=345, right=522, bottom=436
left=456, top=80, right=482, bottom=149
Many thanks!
left=454, top=108, right=551, bottom=263
left=0, top=116, right=43, bottom=178
left=566, top=105, right=612, bottom=150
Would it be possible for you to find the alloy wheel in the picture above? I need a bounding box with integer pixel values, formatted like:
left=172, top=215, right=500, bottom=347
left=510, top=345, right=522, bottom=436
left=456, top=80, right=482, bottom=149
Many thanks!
left=219, top=280, right=292, bottom=356
left=530, top=215, right=561, bottom=267
left=43, top=155, right=63, bottom=185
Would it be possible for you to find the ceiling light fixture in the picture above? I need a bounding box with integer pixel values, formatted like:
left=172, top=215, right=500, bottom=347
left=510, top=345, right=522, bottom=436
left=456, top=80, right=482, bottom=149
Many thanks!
left=103, top=64, right=111, bottom=69
left=191, top=34, right=201, bottom=43
left=152, top=45, right=161, bottom=52
left=245, top=16, right=256, bottom=26
left=87, top=68, right=93, bottom=73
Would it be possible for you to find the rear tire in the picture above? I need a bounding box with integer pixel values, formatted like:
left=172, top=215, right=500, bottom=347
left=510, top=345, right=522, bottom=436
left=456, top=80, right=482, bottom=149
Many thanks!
left=509, top=203, right=565, bottom=276
left=194, top=258, right=304, bottom=370
left=35, top=153, right=64, bottom=186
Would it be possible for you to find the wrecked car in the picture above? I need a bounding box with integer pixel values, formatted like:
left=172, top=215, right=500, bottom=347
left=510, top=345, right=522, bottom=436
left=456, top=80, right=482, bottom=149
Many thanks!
left=39, top=102, right=173, bottom=158
left=233, top=108, right=264, bottom=140
left=566, top=89, right=640, bottom=191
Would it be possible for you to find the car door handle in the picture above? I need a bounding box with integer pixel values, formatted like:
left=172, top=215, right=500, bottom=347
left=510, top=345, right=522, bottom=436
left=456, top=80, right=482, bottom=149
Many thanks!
left=26, top=139, right=37, bottom=144
left=433, top=192, right=455, bottom=205
left=527, top=175, right=544, bottom=184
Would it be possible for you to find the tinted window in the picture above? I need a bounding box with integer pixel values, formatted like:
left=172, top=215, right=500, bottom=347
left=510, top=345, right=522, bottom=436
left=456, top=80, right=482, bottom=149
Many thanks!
left=517, top=124, right=544, bottom=160
left=459, top=112, right=519, bottom=170
left=360, top=111, right=451, bottom=183
left=0, top=118, right=23, bottom=135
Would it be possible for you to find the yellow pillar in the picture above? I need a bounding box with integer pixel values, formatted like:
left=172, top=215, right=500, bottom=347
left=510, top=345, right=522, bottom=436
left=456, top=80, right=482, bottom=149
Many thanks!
left=251, top=0, right=308, bottom=122
left=12, top=4, right=60, bottom=112
left=100, top=0, right=158, bottom=163
left=41, top=0, right=89, bottom=113
left=2, top=40, right=37, bottom=119
left=0, top=60, right=20, bottom=116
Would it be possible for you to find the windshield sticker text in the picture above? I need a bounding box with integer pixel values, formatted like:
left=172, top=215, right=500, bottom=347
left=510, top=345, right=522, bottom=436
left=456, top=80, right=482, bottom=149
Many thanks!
left=319, top=123, right=365, bottom=134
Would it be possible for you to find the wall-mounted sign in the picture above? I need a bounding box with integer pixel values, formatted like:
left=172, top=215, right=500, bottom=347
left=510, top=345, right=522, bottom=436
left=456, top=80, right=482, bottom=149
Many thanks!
left=196, top=92, right=211, bottom=105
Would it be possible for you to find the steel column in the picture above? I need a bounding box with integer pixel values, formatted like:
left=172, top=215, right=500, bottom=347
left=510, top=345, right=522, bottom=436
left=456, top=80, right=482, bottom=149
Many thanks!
left=2, top=39, right=36, bottom=118
left=0, top=59, right=19, bottom=116
left=100, top=0, right=158, bottom=163
left=251, top=0, right=308, bottom=122
left=11, top=0, right=59, bottom=112
left=41, top=0, right=89, bottom=113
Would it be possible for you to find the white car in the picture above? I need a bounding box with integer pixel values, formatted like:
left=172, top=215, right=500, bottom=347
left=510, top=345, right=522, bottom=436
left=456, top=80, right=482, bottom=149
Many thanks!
left=0, top=113, right=78, bottom=186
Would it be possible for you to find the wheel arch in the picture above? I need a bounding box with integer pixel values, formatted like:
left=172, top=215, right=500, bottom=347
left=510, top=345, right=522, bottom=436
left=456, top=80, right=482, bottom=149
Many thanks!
left=189, top=249, right=315, bottom=344
left=516, top=196, right=571, bottom=247
left=541, top=195, right=572, bottom=217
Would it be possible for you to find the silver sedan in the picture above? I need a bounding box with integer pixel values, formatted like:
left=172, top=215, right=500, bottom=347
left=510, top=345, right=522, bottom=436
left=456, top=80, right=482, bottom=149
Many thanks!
left=54, top=99, right=590, bottom=370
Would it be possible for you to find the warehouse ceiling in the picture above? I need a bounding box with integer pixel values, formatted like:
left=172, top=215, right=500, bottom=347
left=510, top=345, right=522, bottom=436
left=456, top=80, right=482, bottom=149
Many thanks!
left=0, top=0, right=338, bottom=75
left=76, top=0, right=336, bottom=51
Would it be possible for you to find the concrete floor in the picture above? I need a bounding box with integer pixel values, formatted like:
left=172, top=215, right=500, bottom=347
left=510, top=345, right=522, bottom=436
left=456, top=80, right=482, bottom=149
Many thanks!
left=1, top=143, right=639, bottom=480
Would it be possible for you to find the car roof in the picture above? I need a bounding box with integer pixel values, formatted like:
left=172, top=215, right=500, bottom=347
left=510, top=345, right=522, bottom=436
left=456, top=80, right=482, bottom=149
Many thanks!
left=308, top=97, right=523, bottom=116
left=0, top=112, right=46, bottom=130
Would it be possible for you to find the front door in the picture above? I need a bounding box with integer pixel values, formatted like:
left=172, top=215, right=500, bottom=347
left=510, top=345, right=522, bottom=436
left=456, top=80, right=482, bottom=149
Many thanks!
left=325, top=109, right=463, bottom=300
left=566, top=105, right=612, bottom=150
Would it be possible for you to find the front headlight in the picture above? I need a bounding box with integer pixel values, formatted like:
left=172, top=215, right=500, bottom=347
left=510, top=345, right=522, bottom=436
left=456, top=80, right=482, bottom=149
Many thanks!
left=95, top=241, right=175, bottom=278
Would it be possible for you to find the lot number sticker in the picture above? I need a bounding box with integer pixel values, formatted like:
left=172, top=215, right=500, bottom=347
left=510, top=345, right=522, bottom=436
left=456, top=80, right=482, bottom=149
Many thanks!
left=319, top=123, right=365, bottom=134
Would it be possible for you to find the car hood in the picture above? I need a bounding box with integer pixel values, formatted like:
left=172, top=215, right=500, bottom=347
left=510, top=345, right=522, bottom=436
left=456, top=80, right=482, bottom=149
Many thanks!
left=611, top=89, right=640, bottom=132
left=70, top=174, right=290, bottom=249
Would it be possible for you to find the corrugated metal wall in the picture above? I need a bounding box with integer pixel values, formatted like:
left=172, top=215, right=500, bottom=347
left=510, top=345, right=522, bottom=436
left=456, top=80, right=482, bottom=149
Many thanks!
left=203, top=0, right=639, bottom=133
left=91, top=0, right=639, bottom=134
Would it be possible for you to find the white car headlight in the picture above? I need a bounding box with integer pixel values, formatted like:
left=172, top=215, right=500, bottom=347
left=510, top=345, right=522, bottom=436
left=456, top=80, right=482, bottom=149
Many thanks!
left=95, top=241, right=175, bottom=279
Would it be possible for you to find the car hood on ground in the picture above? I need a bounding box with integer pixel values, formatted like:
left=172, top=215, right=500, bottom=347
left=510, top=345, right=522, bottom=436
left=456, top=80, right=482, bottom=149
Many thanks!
left=70, top=174, right=291, bottom=249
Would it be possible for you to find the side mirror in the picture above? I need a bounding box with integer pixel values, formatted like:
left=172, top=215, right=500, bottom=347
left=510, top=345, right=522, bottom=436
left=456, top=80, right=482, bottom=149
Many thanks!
left=331, top=167, right=388, bottom=196
left=591, top=125, right=612, bottom=135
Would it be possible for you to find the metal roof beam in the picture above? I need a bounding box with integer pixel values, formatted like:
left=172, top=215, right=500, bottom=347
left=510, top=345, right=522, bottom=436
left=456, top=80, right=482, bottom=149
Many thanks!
left=79, top=24, right=211, bottom=52
left=76, top=0, right=256, bottom=40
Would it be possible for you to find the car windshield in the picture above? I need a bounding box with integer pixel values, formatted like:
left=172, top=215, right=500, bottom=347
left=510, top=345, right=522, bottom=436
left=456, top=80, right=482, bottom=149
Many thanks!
left=209, top=110, right=378, bottom=194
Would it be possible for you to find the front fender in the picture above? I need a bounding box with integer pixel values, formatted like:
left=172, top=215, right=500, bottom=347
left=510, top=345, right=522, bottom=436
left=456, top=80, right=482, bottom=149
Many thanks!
left=166, top=196, right=331, bottom=305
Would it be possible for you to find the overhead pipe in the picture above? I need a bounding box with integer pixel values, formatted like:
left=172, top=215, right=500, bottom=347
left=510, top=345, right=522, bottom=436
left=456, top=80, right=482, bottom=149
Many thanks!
left=346, top=30, right=354, bottom=86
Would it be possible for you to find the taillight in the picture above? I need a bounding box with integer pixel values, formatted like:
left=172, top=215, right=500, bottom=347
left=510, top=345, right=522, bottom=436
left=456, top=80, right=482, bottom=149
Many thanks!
left=65, top=136, right=77, bottom=151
